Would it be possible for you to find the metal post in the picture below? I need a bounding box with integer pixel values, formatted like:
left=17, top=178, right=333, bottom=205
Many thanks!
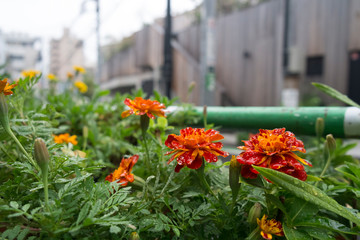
left=163, top=0, right=173, bottom=98
left=200, top=0, right=216, bottom=106
left=95, top=0, right=101, bottom=84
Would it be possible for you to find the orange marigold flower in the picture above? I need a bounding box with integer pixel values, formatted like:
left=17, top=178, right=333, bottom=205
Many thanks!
left=67, top=72, right=74, bottom=79
left=73, top=65, right=86, bottom=74
left=105, top=155, right=139, bottom=186
left=47, top=73, right=58, bottom=82
left=165, top=127, right=229, bottom=172
left=21, top=70, right=41, bottom=78
left=257, top=215, right=284, bottom=240
left=53, top=133, right=78, bottom=145
left=121, top=97, right=166, bottom=119
left=0, top=78, right=17, bottom=96
left=74, top=81, right=88, bottom=93
left=237, top=128, right=311, bottom=181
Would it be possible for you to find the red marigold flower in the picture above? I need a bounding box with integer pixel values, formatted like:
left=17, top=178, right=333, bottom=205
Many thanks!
left=165, top=127, right=229, bottom=172
left=105, top=155, right=139, bottom=186
left=121, top=97, right=166, bottom=119
left=257, top=215, right=284, bottom=239
left=237, top=128, right=311, bottom=181
left=0, top=78, right=17, bottom=96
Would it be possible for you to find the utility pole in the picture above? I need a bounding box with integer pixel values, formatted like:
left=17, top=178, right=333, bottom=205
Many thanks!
left=200, top=0, right=216, bottom=106
left=163, top=0, right=173, bottom=98
left=95, top=0, right=101, bottom=84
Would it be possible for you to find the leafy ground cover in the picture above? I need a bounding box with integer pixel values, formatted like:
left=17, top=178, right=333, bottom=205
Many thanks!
left=0, top=71, right=359, bottom=239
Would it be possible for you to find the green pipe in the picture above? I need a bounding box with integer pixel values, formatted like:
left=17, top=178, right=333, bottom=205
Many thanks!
left=185, top=107, right=360, bottom=138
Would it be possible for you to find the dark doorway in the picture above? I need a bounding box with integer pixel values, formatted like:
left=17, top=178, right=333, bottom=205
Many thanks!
left=348, top=51, right=360, bottom=104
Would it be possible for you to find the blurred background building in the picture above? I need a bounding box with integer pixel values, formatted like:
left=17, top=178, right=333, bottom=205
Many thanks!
left=0, top=31, right=42, bottom=79
left=99, top=0, right=360, bottom=107
left=50, top=28, right=85, bottom=80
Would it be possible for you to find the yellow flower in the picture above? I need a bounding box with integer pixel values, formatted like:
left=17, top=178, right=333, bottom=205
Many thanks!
left=73, top=65, right=86, bottom=74
left=47, top=73, right=58, bottom=82
left=74, top=81, right=88, bottom=93
left=21, top=70, right=41, bottom=78
left=257, top=215, right=284, bottom=240
left=0, top=78, right=17, bottom=96
left=53, top=133, right=78, bottom=145
left=67, top=72, right=74, bottom=80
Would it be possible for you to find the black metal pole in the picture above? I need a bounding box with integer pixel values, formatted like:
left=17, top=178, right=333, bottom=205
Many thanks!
left=283, top=0, right=290, bottom=71
left=163, top=0, right=173, bottom=98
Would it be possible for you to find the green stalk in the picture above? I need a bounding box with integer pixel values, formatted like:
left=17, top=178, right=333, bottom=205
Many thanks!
left=140, top=115, right=151, bottom=170
left=0, top=94, right=38, bottom=169
left=196, top=159, right=217, bottom=198
left=7, top=128, right=38, bottom=168
left=42, top=167, right=49, bottom=211
left=246, top=227, right=261, bottom=240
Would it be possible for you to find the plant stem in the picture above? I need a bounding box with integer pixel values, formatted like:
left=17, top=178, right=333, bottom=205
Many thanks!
left=246, top=227, right=261, bottom=240
left=7, top=128, right=38, bottom=170
left=140, top=115, right=151, bottom=170
left=142, top=130, right=151, bottom=170
left=319, top=154, right=331, bottom=180
left=42, top=168, right=49, bottom=211
left=196, top=159, right=217, bottom=199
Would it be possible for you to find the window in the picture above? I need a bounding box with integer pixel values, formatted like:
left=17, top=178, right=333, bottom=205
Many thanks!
left=306, top=56, right=324, bottom=76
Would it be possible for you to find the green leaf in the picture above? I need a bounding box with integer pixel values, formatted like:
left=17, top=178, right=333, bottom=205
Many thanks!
left=8, top=225, right=22, bottom=240
left=283, top=224, right=311, bottom=240
left=335, top=165, right=360, bottom=186
left=294, top=217, right=360, bottom=235
left=253, top=166, right=360, bottom=225
left=172, top=226, right=180, bottom=237
left=76, top=202, right=91, bottom=225
left=109, top=225, right=121, bottom=234
left=265, top=194, right=288, bottom=218
left=21, top=204, right=30, bottom=212
left=9, top=201, right=19, bottom=209
left=303, top=228, right=334, bottom=240
left=312, top=82, right=360, bottom=107
left=17, top=228, right=30, bottom=240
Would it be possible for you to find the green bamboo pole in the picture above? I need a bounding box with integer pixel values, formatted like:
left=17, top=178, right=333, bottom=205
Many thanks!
left=180, top=106, right=360, bottom=138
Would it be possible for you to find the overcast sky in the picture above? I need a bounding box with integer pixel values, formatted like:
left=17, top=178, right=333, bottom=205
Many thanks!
left=0, top=0, right=201, bottom=67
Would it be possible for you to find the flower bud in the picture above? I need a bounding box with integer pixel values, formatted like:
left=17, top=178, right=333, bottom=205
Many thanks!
left=83, top=126, right=88, bottom=139
left=188, top=81, right=196, bottom=95
left=325, top=134, right=336, bottom=156
left=315, top=117, right=324, bottom=138
left=247, top=202, right=262, bottom=225
left=229, top=155, right=241, bottom=202
left=34, top=138, right=50, bottom=172
left=203, top=105, right=207, bottom=119
left=0, top=93, right=10, bottom=131
left=129, top=232, right=140, bottom=240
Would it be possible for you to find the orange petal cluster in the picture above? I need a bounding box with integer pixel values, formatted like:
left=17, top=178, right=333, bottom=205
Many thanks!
left=121, top=97, right=166, bottom=119
left=105, top=155, right=139, bottom=186
left=0, top=79, right=17, bottom=96
left=257, top=215, right=284, bottom=240
left=73, top=65, right=86, bottom=74
left=21, top=70, right=41, bottom=78
left=53, top=133, right=78, bottom=145
left=165, top=127, right=229, bottom=172
left=237, top=128, right=311, bottom=181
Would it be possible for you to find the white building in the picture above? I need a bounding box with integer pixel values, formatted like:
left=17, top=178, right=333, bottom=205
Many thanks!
left=0, top=31, right=42, bottom=79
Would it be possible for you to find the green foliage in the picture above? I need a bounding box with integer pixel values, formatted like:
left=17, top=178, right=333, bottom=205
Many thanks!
left=0, top=76, right=359, bottom=239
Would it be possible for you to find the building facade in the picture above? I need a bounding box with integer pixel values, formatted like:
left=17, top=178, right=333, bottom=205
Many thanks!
left=49, top=28, right=84, bottom=80
left=0, top=31, right=42, bottom=79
